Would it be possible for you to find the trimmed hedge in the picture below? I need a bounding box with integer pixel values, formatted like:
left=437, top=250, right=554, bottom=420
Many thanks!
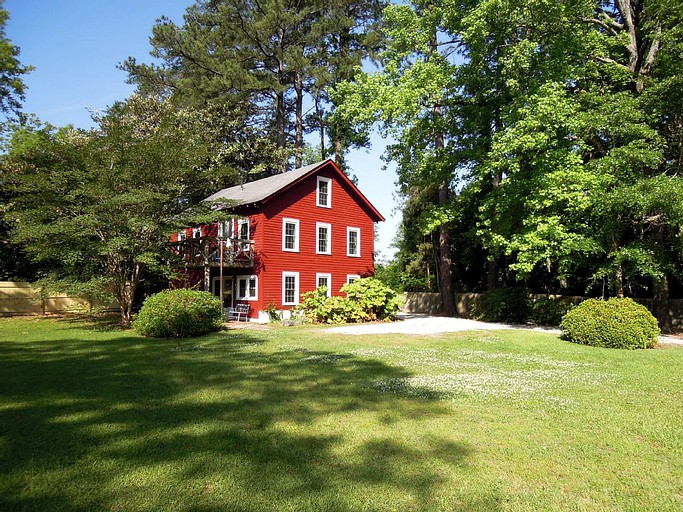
left=531, top=297, right=574, bottom=326
left=472, top=288, right=531, bottom=324
left=133, top=289, right=223, bottom=338
left=560, top=297, right=660, bottom=349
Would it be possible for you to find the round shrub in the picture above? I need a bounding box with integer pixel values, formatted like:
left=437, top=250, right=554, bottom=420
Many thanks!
left=133, top=289, right=223, bottom=338
left=531, top=297, right=575, bottom=326
left=472, top=288, right=531, bottom=324
left=560, top=297, right=660, bottom=349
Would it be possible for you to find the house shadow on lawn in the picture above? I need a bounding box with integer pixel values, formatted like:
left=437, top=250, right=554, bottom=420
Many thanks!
left=0, top=326, right=501, bottom=511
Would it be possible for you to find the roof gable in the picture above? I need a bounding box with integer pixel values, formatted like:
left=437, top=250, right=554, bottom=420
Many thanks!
left=205, top=159, right=385, bottom=222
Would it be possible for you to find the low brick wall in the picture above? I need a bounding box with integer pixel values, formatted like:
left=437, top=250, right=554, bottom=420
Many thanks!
left=0, top=281, right=116, bottom=317
left=403, top=291, right=683, bottom=329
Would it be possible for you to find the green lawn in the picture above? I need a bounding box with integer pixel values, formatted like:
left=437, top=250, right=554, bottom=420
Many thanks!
left=1, top=317, right=682, bottom=511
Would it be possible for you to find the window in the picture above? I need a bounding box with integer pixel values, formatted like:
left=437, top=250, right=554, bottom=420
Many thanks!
left=177, top=231, right=187, bottom=241
left=316, top=222, right=331, bottom=255
left=282, top=218, right=300, bottom=252
left=238, top=218, right=250, bottom=251
left=316, top=273, right=332, bottom=298
left=282, top=272, right=300, bottom=305
left=317, top=176, right=331, bottom=208
left=236, top=275, right=258, bottom=301
left=346, top=274, right=360, bottom=284
left=347, top=227, right=360, bottom=257
left=238, top=218, right=249, bottom=240
left=192, top=227, right=202, bottom=239
left=218, top=220, right=233, bottom=239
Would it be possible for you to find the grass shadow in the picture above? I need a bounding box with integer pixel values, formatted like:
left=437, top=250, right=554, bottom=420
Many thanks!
left=0, top=322, right=486, bottom=511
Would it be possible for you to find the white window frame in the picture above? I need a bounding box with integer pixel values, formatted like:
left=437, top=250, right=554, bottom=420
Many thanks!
left=316, top=176, right=332, bottom=208
left=177, top=231, right=187, bottom=241
left=236, top=275, right=258, bottom=301
left=217, top=220, right=233, bottom=239
left=347, top=227, right=361, bottom=257
left=316, top=222, right=332, bottom=255
left=192, top=227, right=202, bottom=239
left=316, top=273, right=332, bottom=298
left=237, top=218, right=250, bottom=252
left=282, top=272, right=300, bottom=306
left=238, top=218, right=250, bottom=240
left=346, top=274, right=361, bottom=284
left=282, top=218, right=300, bottom=252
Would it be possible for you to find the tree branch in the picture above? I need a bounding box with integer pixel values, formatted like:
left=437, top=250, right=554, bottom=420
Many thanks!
left=640, top=24, right=662, bottom=76
left=594, top=55, right=631, bottom=73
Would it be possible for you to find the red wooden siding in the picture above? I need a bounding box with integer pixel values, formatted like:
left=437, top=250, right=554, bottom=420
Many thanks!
left=171, top=161, right=381, bottom=319
left=255, top=166, right=376, bottom=314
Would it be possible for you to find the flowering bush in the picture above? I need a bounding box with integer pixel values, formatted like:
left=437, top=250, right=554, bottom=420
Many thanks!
left=296, top=278, right=402, bottom=324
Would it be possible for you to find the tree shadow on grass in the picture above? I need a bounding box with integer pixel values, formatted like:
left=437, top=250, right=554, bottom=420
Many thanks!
left=0, top=326, right=502, bottom=511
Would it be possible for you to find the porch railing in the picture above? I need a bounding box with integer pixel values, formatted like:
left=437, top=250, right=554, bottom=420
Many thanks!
left=170, top=236, right=254, bottom=268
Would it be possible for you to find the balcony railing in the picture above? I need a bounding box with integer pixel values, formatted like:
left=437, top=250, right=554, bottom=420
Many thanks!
left=170, top=236, right=254, bottom=268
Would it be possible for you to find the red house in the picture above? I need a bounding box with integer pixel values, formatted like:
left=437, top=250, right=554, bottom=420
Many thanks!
left=171, top=159, right=385, bottom=321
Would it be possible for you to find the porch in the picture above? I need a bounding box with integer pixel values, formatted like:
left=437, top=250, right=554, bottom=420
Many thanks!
left=170, top=236, right=255, bottom=269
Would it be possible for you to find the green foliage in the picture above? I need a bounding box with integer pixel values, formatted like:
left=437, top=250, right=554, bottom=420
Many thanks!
left=297, top=279, right=403, bottom=324
left=264, top=301, right=281, bottom=323
left=35, top=275, right=115, bottom=313
left=122, top=0, right=385, bottom=167
left=2, top=96, right=263, bottom=324
left=0, top=5, right=33, bottom=121
left=530, top=297, right=575, bottom=326
left=133, top=289, right=222, bottom=338
left=296, top=287, right=363, bottom=324
left=341, top=277, right=404, bottom=321
left=472, top=288, right=531, bottom=324
left=560, top=298, right=660, bottom=349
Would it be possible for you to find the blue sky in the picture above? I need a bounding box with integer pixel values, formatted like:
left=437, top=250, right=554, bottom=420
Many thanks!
left=4, top=0, right=400, bottom=259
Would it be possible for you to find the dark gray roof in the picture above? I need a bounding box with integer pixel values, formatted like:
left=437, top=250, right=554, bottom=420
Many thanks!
left=204, top=160, right=326, bottom=207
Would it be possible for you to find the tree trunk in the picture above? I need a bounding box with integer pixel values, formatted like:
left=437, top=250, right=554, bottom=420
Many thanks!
left=295, top=72, right=304, bottom=168
left=111, top=256, right=141, bottom=327
left=611, top=238, right=624, bottom=297
left=487, top=259, right=498, bottom=290
left=315, top=93, right=326, bottom=160
left=653, top=226, right=672, bottom=332
left=653, top=273, right=672, bottom=333
left=438, top=180, right=456, bottom=316
left=334, top=137, right=343, bottom=168
left=614, top=264, right=625, bottom=298
left=429, top=30, right=456, bottom=316
left=276, top=89, right=286, bottom=173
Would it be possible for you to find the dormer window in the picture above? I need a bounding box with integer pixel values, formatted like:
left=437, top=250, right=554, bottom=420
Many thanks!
left=317, top=177, right=331, bottom=208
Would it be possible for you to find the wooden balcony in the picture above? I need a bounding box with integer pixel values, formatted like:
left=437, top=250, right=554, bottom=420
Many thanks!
left=170, top=236, right=255, bottom=268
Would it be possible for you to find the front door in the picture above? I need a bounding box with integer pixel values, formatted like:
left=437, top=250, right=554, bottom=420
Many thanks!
left=212, top=276, right=233, bottom=309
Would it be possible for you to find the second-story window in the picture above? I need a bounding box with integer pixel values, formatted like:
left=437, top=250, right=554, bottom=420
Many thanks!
left=237, top=218, right=250, bottom=252
left=282, top=218, right=300, bottom=252
left=177, top=231, right=187, bottom=241
left=238, top=218, right=249, bottom=240
left=317, top=176, right=331, bottom=208
left=347, top=227, right=360, bottom=257
left=218, top=220, right=233, bottom=239
left=316, top=222, right=331, bottom=254
left=192, top=227, right=202, bottom=239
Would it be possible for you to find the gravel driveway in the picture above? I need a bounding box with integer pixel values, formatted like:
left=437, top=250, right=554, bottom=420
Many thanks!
left=327, top=313, right=683, bottom=346
left=326, top=313, right=560, bottom=336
